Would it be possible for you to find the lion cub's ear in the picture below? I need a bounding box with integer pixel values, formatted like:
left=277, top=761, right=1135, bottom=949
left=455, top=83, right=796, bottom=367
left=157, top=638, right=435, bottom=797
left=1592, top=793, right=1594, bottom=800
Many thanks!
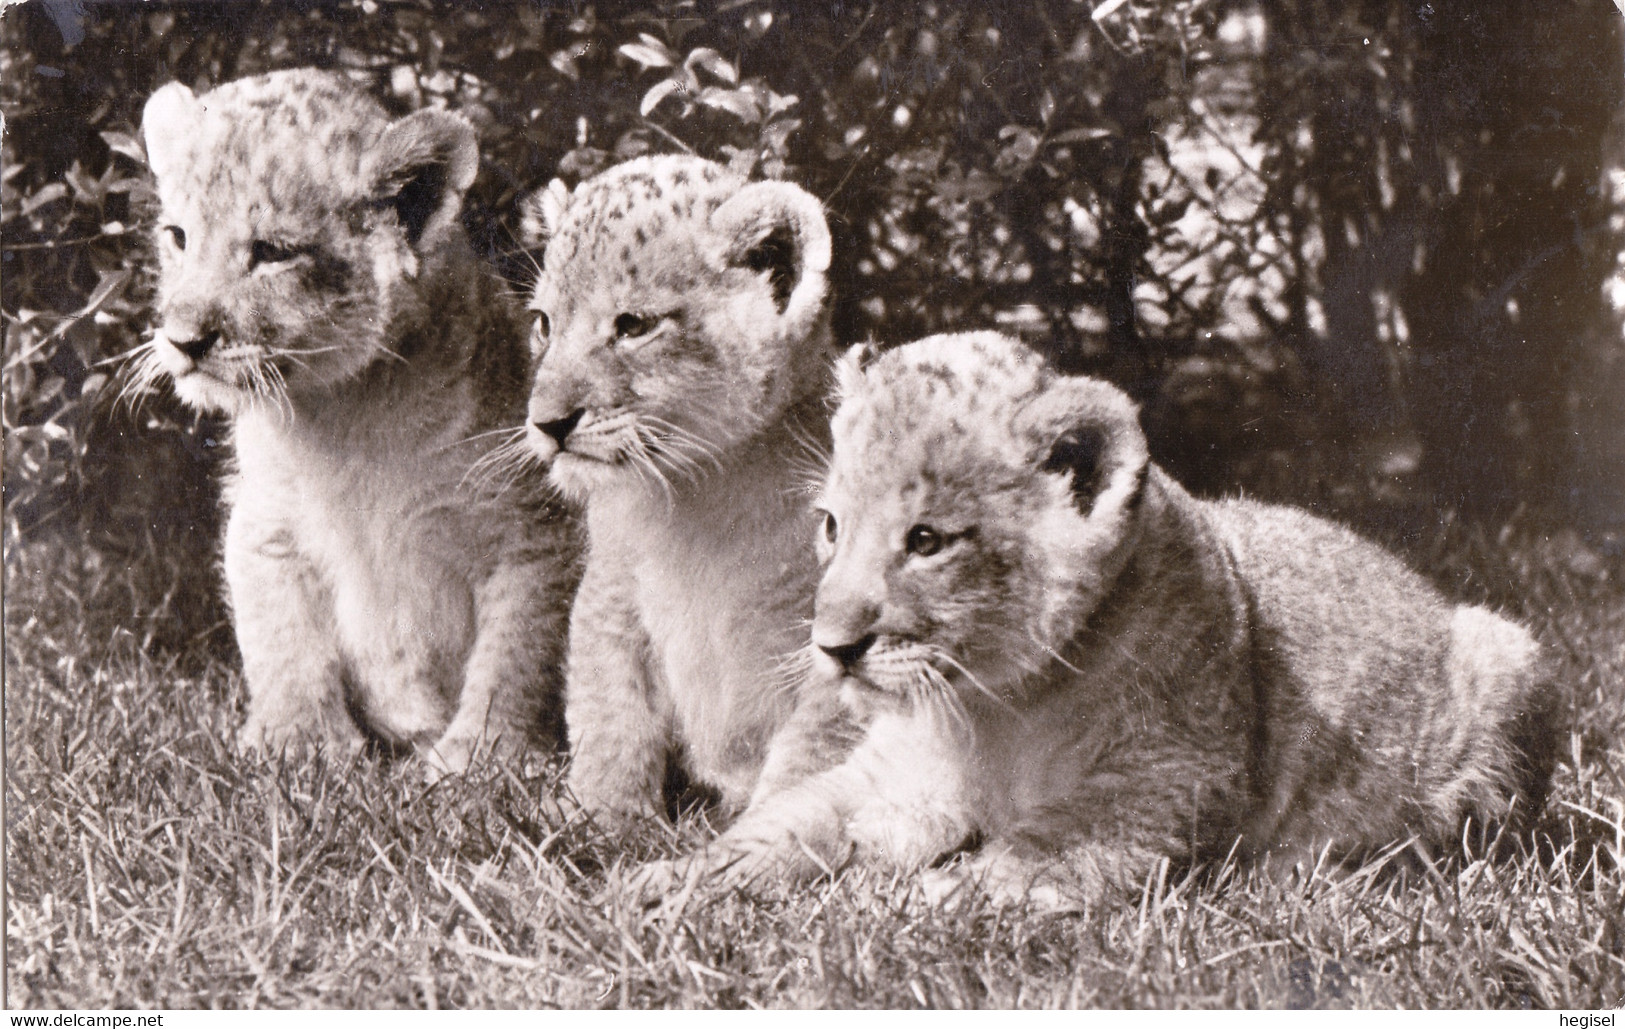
left=712, top=181, right=831, bottom=322
left=520, top=178, right=572, bottom=252
left=834, top=342, right=882, bottom=398
left=365, top=109, right=478, bottom=248
left=1023, top=376, right=1149, bottom=517
left=1042, top=427, right=1109, bottom=512
left=141, top=82, right=202, bottom=183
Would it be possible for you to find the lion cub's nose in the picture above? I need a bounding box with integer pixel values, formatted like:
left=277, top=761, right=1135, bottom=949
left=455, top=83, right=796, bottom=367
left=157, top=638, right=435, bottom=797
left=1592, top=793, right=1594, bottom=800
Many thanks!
left=817, top=633, right=877, bottom=671
left=533, top=408, right=585, bottom=446
left=169, top=329, right=221, bottom=361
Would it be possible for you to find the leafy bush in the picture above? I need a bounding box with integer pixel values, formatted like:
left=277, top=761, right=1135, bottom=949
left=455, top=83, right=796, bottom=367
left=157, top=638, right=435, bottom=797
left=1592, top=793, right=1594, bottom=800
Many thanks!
left=3, top=0, right=1621, bottom=652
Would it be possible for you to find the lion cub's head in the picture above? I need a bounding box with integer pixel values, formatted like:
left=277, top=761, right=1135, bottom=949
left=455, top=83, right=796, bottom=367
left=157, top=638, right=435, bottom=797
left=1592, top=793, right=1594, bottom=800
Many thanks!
left=138, top=69, right=478, bottom=414
left=520, top=156, right=831, bottom=500
left=811, top=332, right=1150, bottom=711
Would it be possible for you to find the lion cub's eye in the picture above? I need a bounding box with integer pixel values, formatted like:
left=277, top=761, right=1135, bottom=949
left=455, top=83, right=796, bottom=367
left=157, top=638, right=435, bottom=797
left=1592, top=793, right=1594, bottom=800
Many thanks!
left=905, top=524, right=945, bottom=557
left=249, top=239, right=301, bottom=268
left=529, top=313, right=552, bottom=354
left=822, top=510, right=838, bottom=544
left=163, top=225, right=186, bottom=251
left=613, top=312, right=660, bottom=340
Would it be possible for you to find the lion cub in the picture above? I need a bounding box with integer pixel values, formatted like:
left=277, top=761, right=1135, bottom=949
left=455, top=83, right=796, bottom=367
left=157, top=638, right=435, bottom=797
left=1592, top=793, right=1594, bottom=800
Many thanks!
left=137, top=69, right=578, bottom=773
left=676, top=331, right=1556, bottom=909
left=521, top=156, right=845, bottom=823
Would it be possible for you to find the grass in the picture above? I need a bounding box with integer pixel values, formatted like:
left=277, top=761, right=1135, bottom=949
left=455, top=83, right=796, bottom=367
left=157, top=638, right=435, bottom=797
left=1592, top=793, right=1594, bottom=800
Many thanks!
left=4, top=521, right=1623, bottom=1010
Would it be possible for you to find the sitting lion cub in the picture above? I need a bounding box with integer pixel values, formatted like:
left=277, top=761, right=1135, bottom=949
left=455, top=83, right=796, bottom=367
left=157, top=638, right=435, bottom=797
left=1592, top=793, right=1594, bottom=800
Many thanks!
left=137, top=70, right=579, bottom=773
left=665, top=331, right=1556, bottom=909
left=521, top=156, right=846, bottom=824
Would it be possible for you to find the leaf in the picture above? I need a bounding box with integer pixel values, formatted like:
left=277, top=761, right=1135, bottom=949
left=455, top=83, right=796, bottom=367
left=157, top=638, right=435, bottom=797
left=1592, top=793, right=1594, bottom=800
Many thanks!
left=34, top=378, right=67, bottom=412
left=1051, top=126, right=1116, bottom=145
left=640, top=78, right=689, bottom=117
left=558, top=147, right=611, bottom=180
left=20, top=183, right=68, bottom=216
left=742, top=10, right=773, bottom=37
left=761, top=118, right=803, bottom=152
left=999, top=126, right=1042, bottom=162
left=65, top=162, right=109, bottom=205
left=1092, top=0, right=1130, bottom=23
left=933, top=169, right=1002, bottom=204
left=684, top=47, right=738, bottom=85
left=1149, top=195, right=1194, bottom=227
left=613, top=133, right=654, bottom=161
left=123, top=180, right=158, bottom=206
left=48, top=268, right=132, bottom=342
left=549, top=48, right=580, bottom=81
left=765, top=91, right=800, bottom=118
left=720, top=145, right=759, bottom=179
left=667, top=18, right=707, bottom=48
left=618, top=41, right=673, bottom=70
left=888, top=146, right=945, bottom=180
left=699, top=87, right=761, bottom=124
left=99, top=130, right=148, bottom=166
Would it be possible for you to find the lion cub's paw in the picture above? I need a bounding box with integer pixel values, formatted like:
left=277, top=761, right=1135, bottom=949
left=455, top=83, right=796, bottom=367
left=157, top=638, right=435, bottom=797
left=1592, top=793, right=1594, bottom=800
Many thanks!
left=623, top=858, right=695, bottom=902
left=918, top=851, right=1084, bottom=914
left=423, top=727, right=529, bottom=782
left=237, top=713, right=365, bottom=766
left=564, top=789, right=667, bottom=839
left=597, top=856, right=708, bottom=919
left=614, top=848, right=759, bottom=913
left=917, top=863, right=975, bottom=909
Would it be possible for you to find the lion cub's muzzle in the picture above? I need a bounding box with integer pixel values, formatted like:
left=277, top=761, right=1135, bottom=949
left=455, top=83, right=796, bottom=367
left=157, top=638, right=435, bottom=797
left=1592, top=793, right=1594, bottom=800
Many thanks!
left=525, top=403, right=640, bottom=469
left=526, top=407, right=584, bottom=462
left=816, top=632, right=876, bottom=677
left=156, top=323, right=260, bottom=386
left=533, top=407, right=584, bottom=447
left=165, top=328, right=221, bottom=364
left=813, top=632, right=950, bottom=711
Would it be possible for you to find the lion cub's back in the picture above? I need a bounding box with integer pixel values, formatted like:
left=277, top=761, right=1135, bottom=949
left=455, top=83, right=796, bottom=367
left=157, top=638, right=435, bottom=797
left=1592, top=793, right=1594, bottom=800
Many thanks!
left=1210, top=497, right=1453, bottom=711
left=1208, top=496, right=1548, bottom=849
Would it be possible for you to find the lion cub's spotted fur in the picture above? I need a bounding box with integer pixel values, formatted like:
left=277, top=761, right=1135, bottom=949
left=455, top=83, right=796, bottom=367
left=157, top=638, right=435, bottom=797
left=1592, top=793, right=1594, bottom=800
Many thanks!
left=522, top=156, right=846, bottom=821
left=685, top=332, right=1556, bottom=909
left=138, top=69, right=578, bottom=773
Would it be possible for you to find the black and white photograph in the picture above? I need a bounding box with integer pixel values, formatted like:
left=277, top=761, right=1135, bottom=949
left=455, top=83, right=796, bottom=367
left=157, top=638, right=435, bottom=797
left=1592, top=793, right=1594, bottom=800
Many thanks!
left=3, top=0, right=1623, bottom=1010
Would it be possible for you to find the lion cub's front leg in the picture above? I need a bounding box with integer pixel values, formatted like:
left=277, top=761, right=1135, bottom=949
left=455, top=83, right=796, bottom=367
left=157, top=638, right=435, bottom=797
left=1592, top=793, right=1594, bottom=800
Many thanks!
left=632, top=711, right=973, bottom=899
left=563, top=555, right=669, bottom=827
left=428, top=554, right=572, bottom=778
left=226, top=513, right=362, bottom=758
left=623, top=773, right=853, bottom=902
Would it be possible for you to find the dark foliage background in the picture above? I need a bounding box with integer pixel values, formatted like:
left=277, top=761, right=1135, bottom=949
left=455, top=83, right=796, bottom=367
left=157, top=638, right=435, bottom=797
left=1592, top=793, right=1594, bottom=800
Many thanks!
left=4, top=0, right=1622, bottom=650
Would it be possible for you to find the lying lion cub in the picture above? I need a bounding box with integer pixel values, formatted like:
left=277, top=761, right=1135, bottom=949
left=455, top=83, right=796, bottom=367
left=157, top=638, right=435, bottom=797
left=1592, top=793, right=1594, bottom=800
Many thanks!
left=646, top=331, right=1556, bottom=910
